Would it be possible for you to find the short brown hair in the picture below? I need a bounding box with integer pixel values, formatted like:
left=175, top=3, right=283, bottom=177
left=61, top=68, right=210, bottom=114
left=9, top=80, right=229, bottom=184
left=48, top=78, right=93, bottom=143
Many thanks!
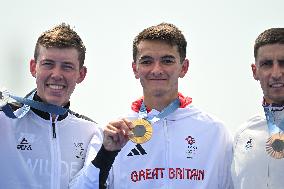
left=254, top=28, right=284, bottom=58
left=34, top=23, right=86, bottom=67
left=133, top=23, right=187, bottom=63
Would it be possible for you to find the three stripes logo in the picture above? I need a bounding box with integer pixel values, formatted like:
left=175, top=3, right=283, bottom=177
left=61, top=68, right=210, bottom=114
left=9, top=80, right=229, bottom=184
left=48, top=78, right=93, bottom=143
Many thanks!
left=127, top=144, right=147, bottom=156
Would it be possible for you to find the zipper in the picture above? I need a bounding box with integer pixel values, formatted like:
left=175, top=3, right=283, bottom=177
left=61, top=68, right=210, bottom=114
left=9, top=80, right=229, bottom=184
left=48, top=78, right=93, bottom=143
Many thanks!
left=163, top=118, right=170, bottom=189
left=52, top=121, right=56, bottom=138
left=50, top=115, right=60, bottom=189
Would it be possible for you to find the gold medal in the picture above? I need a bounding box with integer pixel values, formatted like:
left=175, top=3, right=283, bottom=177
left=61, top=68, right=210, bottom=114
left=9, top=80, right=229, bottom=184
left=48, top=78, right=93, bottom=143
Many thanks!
left=129, top=119, right=153, bottom=144
left=266, top=133, right=284, bottom=159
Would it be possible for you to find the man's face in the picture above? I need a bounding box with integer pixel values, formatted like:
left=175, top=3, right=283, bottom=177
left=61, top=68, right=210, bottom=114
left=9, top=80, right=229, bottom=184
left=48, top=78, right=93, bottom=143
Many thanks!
left=252, top=44, right=284, bottom=104
left=132, top=40, right=188, bottom=98
left=30, top=46, right=86, bottom=106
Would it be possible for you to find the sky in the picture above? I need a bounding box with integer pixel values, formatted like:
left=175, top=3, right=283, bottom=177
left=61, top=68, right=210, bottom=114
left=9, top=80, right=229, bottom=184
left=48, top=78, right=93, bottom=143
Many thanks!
left=0, top=0, right=283, bottom=133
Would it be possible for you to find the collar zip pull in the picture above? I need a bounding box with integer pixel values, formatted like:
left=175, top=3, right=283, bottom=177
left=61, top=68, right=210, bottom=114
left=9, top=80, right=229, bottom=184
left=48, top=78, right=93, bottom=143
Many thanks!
left=51, top=115, right=58, bottom=139
left=52, top=121, right=56, bottom=138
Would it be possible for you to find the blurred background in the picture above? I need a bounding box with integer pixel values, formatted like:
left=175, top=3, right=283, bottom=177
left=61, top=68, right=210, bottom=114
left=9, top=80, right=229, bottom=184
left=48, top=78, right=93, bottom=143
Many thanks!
left=1, top=0, right=283, bottom=133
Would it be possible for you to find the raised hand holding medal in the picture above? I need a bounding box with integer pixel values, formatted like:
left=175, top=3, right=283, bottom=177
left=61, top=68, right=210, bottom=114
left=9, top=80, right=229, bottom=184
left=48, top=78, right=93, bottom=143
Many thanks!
left=264, top=105, right=284, bottom=159
left=129, top=98, right=180, bottom=144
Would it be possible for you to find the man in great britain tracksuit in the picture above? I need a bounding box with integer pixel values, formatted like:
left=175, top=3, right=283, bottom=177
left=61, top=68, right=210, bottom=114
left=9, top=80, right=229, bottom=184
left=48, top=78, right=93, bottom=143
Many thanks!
left=70, top=22, right=233, bottom=189
left=0, top=23, right=102, bottom=189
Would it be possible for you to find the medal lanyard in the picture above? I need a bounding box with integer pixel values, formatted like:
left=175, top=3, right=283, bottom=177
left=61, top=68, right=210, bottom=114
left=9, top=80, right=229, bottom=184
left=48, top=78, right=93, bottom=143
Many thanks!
left=263, top=105, right=284, bottom=159
left=138, top=98, right=180, bottom=124
left=263, top=105, right=284, bottom=135
left=0, top=89, right=68, bottom=119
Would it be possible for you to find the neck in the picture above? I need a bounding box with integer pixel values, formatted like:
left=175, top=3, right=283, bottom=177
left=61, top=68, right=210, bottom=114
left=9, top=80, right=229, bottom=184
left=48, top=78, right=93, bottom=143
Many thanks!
left=143, top=93, right=178, bottom=111
left=264, top=98, right=284, bottom=106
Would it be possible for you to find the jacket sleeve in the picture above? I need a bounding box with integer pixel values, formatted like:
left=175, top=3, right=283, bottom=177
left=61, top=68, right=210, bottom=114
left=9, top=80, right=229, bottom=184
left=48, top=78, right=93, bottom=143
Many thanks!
left=218, top=123, right=234, bottom=189
left=69, top=162, right=101, bottom=189
left=69, top=130, right=102, bottom=189
left=92, top=145, right=120, bottom=189
left=69, top=130, right=119, bottom=189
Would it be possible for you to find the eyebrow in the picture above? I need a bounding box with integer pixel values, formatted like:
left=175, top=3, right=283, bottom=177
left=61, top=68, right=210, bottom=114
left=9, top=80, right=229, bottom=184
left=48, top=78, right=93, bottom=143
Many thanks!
left=40, top=59, right=55, bottom=63
left=161, top=55, right=176, bottom=59
left=139, top=55, right=176, bottom=60
left=139, top=56, right=153, bottom=61
left=41, top=59, right=74, bottom=65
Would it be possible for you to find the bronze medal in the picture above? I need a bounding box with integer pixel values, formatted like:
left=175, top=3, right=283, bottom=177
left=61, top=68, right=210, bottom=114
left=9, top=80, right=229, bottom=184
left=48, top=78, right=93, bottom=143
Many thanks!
left=129, top=119, right=153, bottom=144
left=266, top=133, right=284, bottom=159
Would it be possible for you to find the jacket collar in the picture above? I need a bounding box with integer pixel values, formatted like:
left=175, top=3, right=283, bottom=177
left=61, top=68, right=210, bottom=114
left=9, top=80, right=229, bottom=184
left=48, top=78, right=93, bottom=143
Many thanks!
left=131, top=92, right=192, bottom=113
left=31, top=93, right=70, bottom=121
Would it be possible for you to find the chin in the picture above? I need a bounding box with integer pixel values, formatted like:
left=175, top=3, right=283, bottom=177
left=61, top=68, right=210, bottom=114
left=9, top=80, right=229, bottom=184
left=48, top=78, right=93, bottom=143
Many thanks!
left=152, top=90, right=166, bottom=97
left=50, top=102, right=63, bottom=106
left=270, top=96, right=284, bottom=105
left=46, top=98, right=64, bottom=106
left=273, top=100, right=284, bottom=105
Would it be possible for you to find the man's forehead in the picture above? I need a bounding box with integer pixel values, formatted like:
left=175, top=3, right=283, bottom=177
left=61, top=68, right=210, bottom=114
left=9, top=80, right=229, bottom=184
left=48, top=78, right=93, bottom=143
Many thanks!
left=38, top=45, right=78, bottom=52
left=256, top=44, right=284, bottom=59
left=137, top=40, right=177, bottom=48
left=37, top=46, right=79, bottom=60
left=137, top=41, right=178, bottom=54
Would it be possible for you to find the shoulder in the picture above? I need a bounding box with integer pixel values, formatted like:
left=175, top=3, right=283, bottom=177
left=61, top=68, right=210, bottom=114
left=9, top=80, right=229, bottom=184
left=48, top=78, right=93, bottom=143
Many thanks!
left=67, top=110, right=102, bottom=132
left=175, top=105, right=231, bottom=137
left=234, top=115, right=266, bottom=138
left=68, top=110, right=97, bottom=124
left=182, top=105, right=226, bottom=126
left=234, top=115, right=267, bottom=147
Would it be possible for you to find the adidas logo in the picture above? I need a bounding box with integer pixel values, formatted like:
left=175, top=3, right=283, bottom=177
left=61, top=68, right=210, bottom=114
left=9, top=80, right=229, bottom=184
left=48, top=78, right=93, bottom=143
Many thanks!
left=127, top=144, right=147, bottom=156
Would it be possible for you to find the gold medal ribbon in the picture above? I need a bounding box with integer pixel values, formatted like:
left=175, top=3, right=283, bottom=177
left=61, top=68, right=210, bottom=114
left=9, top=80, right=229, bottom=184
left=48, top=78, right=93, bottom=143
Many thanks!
left=129, top=98, right=180, bottom=144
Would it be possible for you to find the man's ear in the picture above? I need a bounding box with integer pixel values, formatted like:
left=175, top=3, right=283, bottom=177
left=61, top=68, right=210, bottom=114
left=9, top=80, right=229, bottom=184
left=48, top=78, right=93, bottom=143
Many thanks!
left=179, top=59, right=189, bottom=78
left=251, top=63, right=259, bottom=80
left=76, top=66, right=87, bottom=84
left=132, top=62, right=139, bottom=79
left=30, top=59, right=37, bottom=78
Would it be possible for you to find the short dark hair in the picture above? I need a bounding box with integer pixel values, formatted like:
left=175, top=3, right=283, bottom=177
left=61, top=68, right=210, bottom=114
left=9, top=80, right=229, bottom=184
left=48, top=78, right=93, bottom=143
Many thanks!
left=254, top=28, right=284, bottom=58
left=34, top=23, right=86, bottom=67
left=133, top=23, right=187, bottom=63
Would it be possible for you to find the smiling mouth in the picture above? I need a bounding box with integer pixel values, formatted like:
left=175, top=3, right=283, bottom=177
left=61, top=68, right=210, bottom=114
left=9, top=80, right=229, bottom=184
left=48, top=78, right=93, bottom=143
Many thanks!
left=149, top=79, right=167, bottom=83
left=270, top=83, right=284, bottom=88
left=47, top=84, right=65, bottom=90
left=149, top=78, right=167, bottom=80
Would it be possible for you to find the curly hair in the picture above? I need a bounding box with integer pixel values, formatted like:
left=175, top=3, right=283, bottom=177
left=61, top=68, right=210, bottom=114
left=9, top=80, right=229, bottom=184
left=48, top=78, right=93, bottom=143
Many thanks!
left=133, top=23, right=187, bottom=63
left=254, top=28, right=284, bottom=58
left=34, top=23, right=86, bottom=67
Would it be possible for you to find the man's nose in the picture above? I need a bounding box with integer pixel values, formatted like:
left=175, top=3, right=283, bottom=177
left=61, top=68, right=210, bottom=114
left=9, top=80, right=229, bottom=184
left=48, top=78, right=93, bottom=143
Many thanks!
left=51, top=64, right=64, bottom=80
left=151, top=61, right=163, bottom=75
left=271, top=62, right=283, bottom=80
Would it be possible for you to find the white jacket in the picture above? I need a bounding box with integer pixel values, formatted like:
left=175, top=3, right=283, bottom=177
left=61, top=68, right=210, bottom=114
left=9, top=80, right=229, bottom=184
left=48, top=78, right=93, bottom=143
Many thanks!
left=0, top=103, right=103, bottom=189
left=232, top=115, right=284, bottom=189
left=71, top=105, right=233, bottom=189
